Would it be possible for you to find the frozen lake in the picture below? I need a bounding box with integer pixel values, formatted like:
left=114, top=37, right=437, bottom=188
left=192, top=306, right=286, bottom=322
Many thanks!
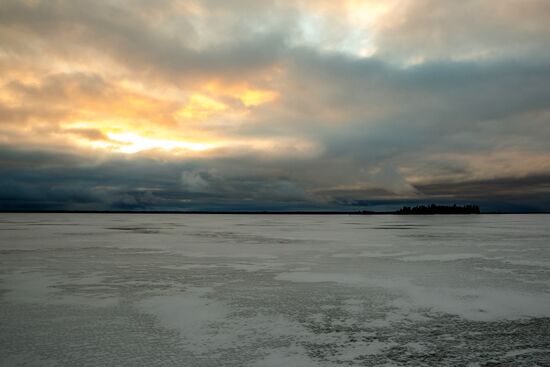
left=1, top=214, right=549, bottom=366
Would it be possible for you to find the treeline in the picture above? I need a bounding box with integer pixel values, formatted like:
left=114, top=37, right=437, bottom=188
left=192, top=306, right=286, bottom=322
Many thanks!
left=396, top=204, right=480, bottom=214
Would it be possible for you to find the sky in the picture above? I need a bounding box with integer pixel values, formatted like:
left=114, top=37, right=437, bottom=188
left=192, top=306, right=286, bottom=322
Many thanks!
left=1, top=0, right=550, bottom=212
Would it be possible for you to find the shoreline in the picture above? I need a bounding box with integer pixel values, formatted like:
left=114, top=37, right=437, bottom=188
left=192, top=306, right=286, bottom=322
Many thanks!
left=1, top=211, right=548, bottom=215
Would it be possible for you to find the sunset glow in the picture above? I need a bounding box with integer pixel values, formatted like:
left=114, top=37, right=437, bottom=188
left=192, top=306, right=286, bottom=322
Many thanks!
left=107, top=133, right=214, bottom=154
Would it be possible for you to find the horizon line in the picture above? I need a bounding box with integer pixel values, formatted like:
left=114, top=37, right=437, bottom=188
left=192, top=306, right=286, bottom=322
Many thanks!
left=1, top=210, right=549, bottom=215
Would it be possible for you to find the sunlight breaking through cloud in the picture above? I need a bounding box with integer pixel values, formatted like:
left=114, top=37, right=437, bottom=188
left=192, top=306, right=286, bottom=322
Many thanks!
left=106, top=132, right=214, bottom=154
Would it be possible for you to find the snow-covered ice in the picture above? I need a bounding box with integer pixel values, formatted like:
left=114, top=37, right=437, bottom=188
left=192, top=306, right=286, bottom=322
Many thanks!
left=1, top=214, right=549, bottom=366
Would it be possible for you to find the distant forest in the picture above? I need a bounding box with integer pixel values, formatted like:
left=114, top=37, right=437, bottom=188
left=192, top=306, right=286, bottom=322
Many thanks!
left=395, top=204, right=480, bottom=214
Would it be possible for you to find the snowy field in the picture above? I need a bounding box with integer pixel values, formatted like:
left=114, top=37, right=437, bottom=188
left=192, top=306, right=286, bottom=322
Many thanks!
left=1, top=213, right=549, bottom=366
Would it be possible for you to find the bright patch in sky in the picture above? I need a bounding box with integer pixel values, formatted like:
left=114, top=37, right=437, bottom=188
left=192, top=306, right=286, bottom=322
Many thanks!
left=107, top=132, right=213, bottom=154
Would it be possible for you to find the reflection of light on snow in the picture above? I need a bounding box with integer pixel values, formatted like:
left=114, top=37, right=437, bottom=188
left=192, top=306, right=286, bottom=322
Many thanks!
left=107, top=132, right=212, bottom=153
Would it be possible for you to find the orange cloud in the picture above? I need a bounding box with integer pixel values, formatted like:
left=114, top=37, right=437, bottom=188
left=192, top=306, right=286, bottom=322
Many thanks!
left=203, top=80, right=279, bottom=107
left=0, top=61, right=305, bottom=158
left=175, top=94, right=228, bottom=120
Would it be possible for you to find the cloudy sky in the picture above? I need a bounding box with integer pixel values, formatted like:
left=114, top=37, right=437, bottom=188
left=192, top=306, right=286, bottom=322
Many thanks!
left=1, top=0, right=549, bottom=212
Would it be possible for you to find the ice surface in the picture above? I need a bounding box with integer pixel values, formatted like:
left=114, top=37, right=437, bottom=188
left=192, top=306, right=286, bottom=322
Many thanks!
left=1, top=213, right=549, bottom=366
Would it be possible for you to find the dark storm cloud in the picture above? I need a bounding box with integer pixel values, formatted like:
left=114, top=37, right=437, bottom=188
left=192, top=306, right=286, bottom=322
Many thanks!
left=417, top=175, right=550, bottom=200
left=1, top=144, right=548, bottom=212
left=0, top=146, right=315, bottom=211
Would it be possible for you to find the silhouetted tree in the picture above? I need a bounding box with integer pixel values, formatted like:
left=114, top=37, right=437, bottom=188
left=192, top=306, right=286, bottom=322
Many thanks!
left=396, top=204, right=480, bottom=214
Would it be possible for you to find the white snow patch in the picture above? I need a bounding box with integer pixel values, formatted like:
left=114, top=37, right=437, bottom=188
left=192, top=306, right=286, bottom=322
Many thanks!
left=398, top=253, right=485, bottom=262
